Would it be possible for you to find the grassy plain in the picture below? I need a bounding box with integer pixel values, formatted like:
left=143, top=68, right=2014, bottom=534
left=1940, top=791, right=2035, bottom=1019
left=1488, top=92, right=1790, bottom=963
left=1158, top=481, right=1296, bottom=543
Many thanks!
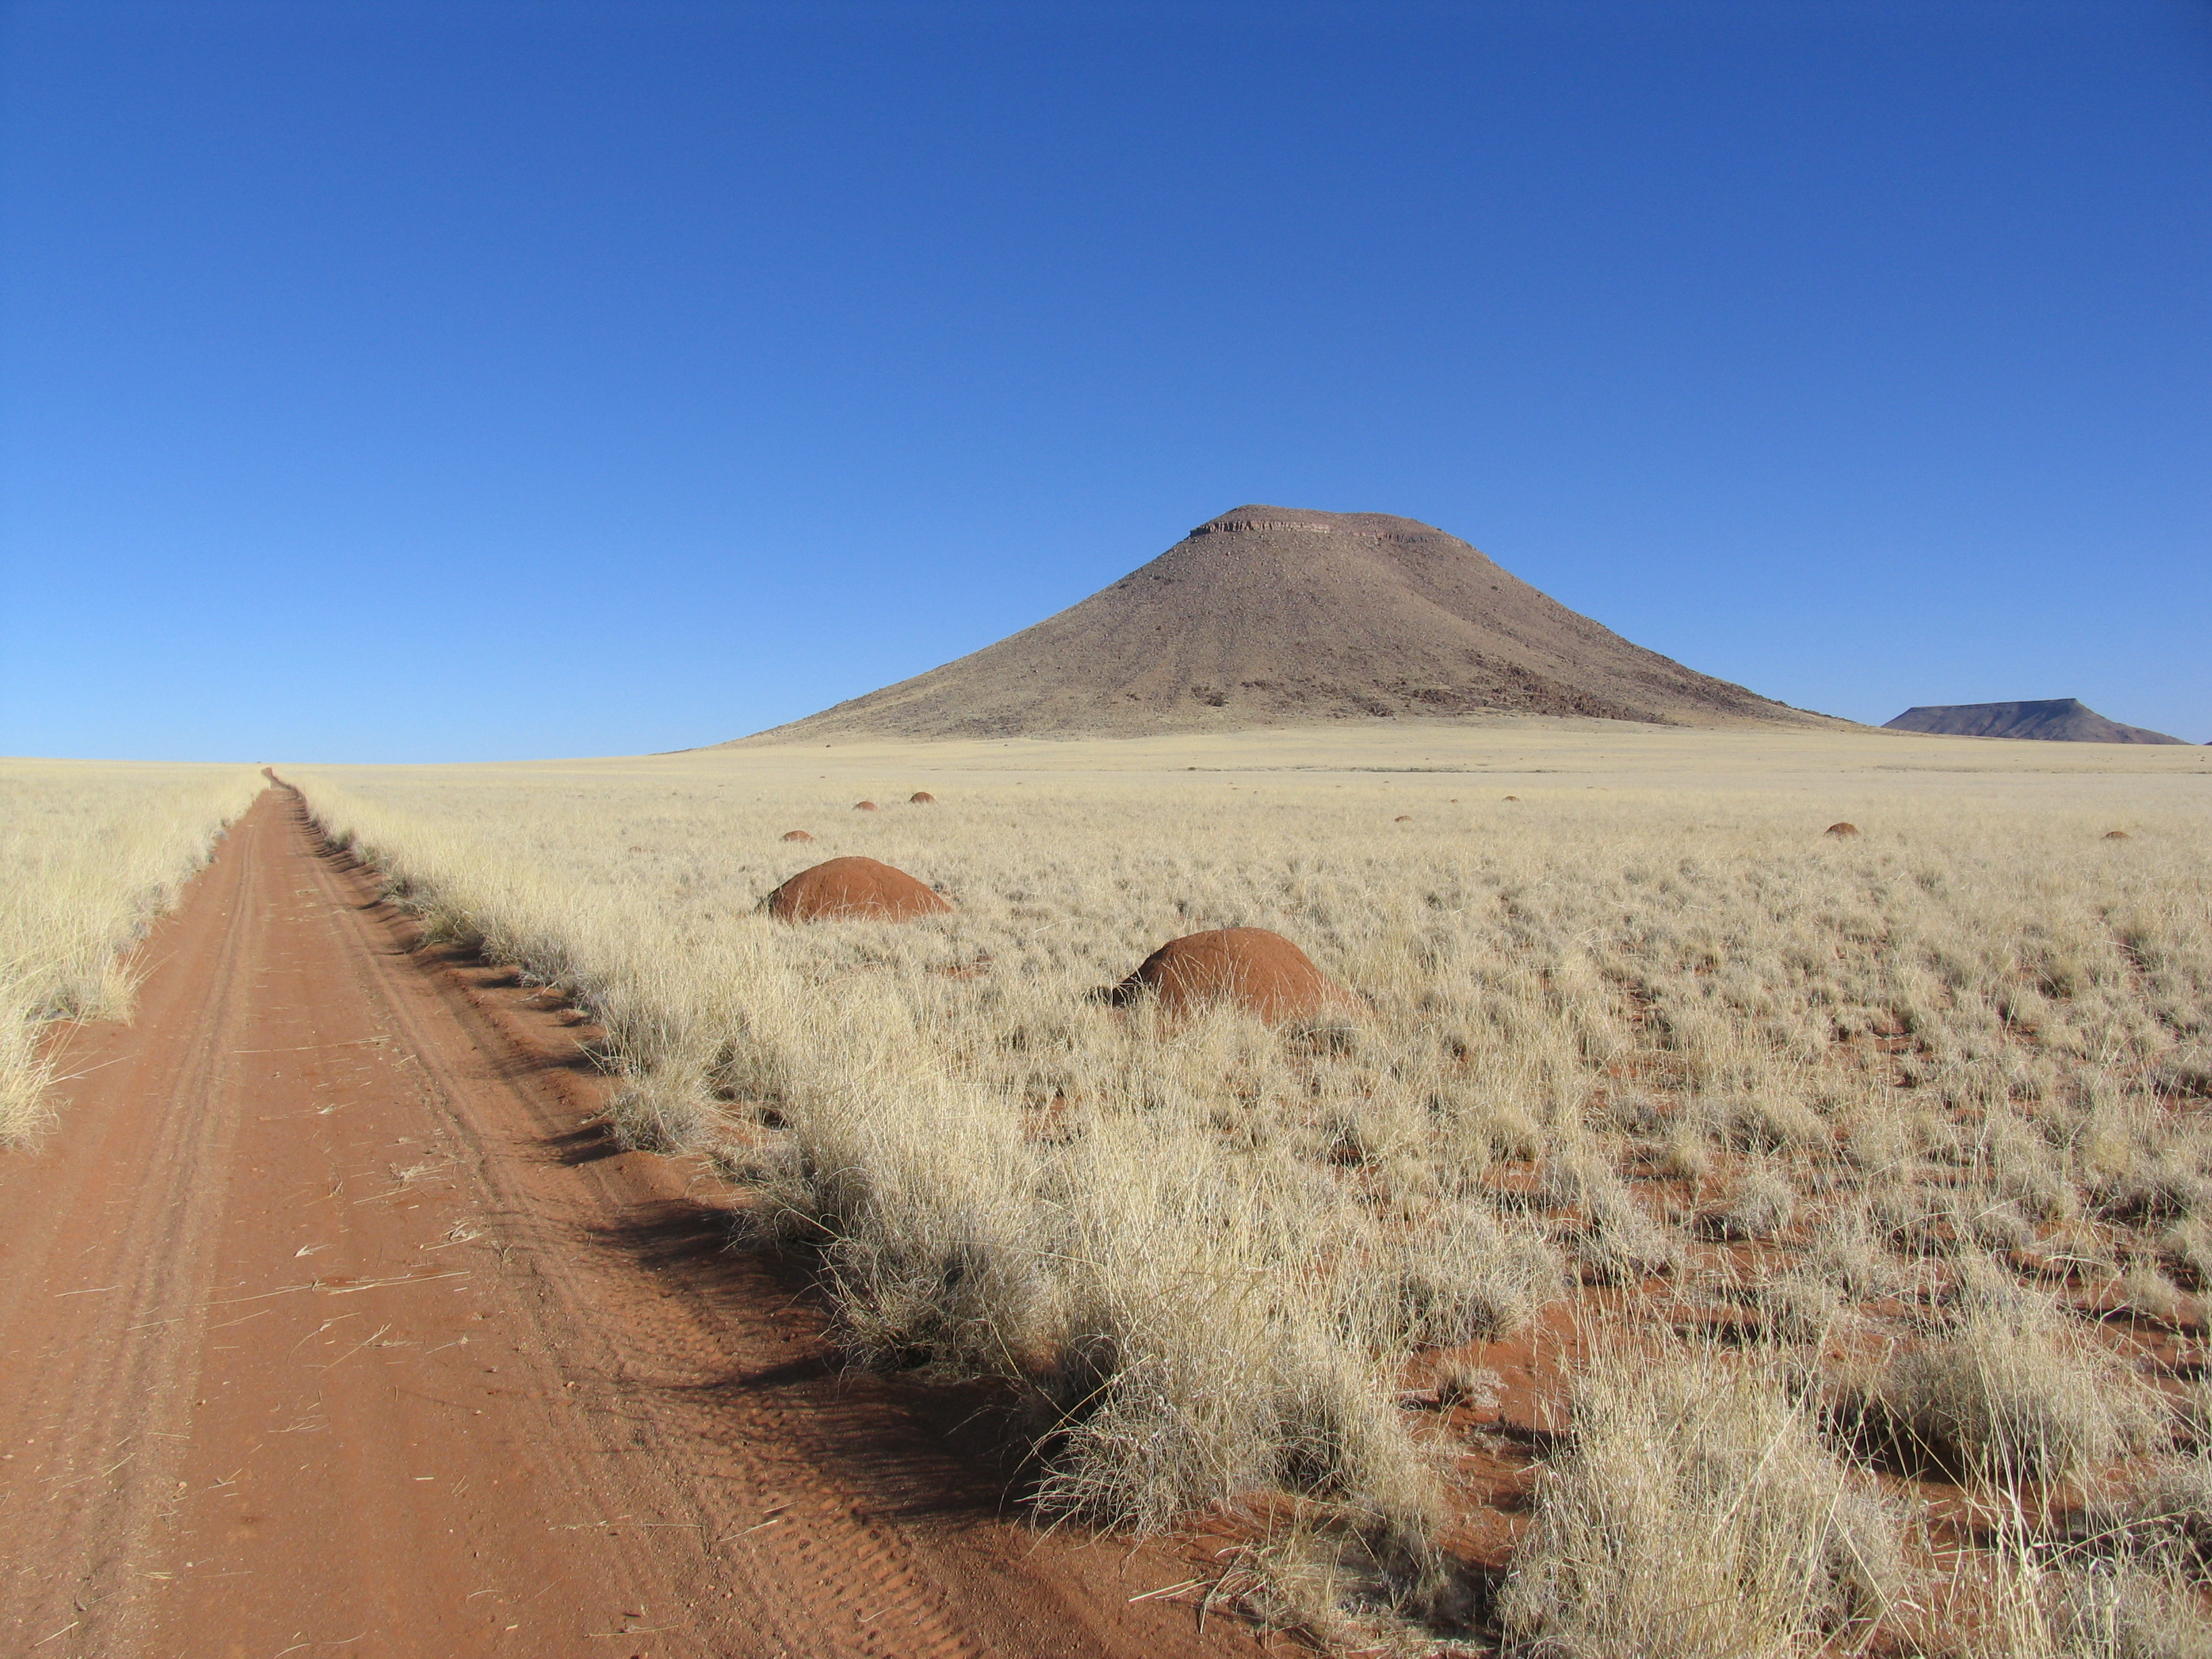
left=1, top=758, right=266, bottom=1142
left=290, top=720, right=2211, bottom=1652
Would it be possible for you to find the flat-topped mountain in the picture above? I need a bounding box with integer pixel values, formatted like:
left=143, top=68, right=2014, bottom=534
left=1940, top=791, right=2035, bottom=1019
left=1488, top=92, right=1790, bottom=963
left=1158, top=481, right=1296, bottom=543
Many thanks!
left=732, top=506, right=1814, bottom=743
left=1883, top=699, right=2188, bottom=745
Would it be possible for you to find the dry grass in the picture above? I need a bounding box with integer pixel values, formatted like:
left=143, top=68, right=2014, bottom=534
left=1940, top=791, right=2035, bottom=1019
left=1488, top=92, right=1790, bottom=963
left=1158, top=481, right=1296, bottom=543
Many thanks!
left=1498, top=1343, right=1901, bottom=1658
left=1, top=759, right=265, bottom=1143
left=285, top=720, right=2212, bottom=1648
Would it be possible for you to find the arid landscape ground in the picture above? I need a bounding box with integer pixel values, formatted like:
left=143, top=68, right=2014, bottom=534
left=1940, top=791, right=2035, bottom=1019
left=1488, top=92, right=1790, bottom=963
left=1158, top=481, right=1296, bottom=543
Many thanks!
left=7, top=721, right=2207, bottom=1656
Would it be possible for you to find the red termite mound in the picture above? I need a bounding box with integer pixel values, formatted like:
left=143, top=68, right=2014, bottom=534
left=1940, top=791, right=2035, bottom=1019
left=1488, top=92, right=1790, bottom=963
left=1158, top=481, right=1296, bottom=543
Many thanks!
left=766, top=857, right=951, bottom=923
left=780, top=830, right=815, bottom=843
left=1112, top=927, right=1349, bottom=1023
left=854, top=800, right=880, bottom=812
left=2105, top=830, right=2132, bottom=840
left=910, top=792, right=937, bottom=804
left=1826, top=822, right=1861, bottom=838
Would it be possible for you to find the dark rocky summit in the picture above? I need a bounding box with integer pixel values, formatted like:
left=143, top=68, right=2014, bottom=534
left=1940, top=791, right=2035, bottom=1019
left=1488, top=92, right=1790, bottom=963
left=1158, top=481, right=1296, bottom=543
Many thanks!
left=1883, top=699, right=2187, bottom=745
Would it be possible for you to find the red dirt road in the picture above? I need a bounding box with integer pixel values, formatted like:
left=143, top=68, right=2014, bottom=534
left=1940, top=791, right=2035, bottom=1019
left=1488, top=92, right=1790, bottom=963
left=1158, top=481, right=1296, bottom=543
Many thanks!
left=0, top=794, right=1254, bottom=1659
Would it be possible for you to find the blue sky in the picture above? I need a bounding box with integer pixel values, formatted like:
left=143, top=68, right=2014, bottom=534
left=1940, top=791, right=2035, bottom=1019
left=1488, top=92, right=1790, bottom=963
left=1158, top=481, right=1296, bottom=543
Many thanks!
left=3, top=0, right=2207, bottom=761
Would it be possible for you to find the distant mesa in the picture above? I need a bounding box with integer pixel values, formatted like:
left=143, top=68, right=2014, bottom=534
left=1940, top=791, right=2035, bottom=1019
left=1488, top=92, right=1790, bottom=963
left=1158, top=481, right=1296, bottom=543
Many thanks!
left=723, top=506, right=1823, bottom=745
left=765, top=857, right=951, bottom=923
left=1883, top=699, right=2187, bottom=745
left=1111, top=927, right=1349, bottom=1025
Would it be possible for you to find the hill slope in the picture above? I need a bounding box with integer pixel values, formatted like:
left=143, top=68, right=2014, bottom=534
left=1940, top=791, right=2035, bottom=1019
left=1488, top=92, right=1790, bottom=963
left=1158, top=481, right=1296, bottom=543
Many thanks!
left=1883, top=699, right=2187, bottom=745
left=733, top=506, right=1811, bottom=743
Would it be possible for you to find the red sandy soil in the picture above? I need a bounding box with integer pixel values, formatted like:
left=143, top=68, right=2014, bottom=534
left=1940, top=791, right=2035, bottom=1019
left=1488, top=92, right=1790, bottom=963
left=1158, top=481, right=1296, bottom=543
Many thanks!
left=0, top=792, right=1257, bottom=1659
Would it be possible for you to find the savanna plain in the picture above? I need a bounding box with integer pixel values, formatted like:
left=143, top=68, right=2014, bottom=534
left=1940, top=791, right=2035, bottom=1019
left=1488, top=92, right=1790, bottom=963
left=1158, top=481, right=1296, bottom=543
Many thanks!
left=272, top=724, right=2211, bottom=1656
left=12, top=726, right=2211, bottom=1656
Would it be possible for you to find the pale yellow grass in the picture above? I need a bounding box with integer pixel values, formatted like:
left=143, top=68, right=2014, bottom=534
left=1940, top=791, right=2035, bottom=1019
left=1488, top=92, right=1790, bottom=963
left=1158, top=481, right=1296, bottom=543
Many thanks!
left=1, top=758, right=266, bottom=1142
left=288, top=720, right=2211, bottom=1648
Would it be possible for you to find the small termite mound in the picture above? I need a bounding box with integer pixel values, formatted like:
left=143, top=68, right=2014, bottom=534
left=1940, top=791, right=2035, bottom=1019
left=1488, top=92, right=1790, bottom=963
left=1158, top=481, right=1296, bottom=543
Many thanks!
left=909, top=791, right=937, bottom=804
left=1111, top=927, right=1350, bottom=1024
left=2105, top=830, right=2131, bottom=840
left=1393, top=814, right=1413, bottom=823
left=1503, top=795, right=1520, bottom=802
left=854, top=800, right=880, bottom=813
left=780, top=830, right=815, bottom=843
left=1826, top=822, right=1861, bottom=838
left=766, top=856, right=951, bottom=923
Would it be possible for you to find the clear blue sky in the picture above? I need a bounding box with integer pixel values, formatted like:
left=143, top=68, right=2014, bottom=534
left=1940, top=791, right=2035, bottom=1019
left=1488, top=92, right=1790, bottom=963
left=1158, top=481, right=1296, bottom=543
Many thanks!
left=4, top=0, right=2207, bottom=761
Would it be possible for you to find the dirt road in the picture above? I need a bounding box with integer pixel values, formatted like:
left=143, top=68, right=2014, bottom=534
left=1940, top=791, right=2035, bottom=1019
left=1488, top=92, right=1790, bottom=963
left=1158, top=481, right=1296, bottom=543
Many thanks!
left=0, top=792, right=1253, bottom=1659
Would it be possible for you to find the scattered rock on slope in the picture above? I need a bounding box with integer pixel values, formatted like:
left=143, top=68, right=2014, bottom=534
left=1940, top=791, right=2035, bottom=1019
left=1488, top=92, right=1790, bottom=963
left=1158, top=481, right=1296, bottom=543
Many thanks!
left=1111, top=928, right=1350, bottom=1023
left=765, top=857, right=951, bottom=923
left=1883, top=699, right=2188, bottom=745
left=726, top=506, right=1818, bottom=744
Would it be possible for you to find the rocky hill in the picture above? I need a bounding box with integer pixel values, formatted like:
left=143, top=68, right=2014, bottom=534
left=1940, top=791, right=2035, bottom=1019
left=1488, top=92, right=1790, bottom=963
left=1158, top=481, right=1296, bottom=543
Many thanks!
left=731, top=506, right=1816, bottom=743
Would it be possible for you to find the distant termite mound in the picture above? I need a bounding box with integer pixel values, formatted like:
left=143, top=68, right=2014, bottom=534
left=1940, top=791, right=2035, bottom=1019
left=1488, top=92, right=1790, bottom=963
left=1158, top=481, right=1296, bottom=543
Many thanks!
left=2105, top=830, right=2132, bottom=840
left=1826, top=823, right=1860, bottom=838
left=1112, top=927, right=1349, bottom=1023
left=781, top=830, right=815, bottom=843
left=909, top=792, right=937, bottom=804
left=1393, top=815, right=1413, bottom=823
left=854, top=800, right=880, bottom=812
left=766, top=857, right=951, bottom=923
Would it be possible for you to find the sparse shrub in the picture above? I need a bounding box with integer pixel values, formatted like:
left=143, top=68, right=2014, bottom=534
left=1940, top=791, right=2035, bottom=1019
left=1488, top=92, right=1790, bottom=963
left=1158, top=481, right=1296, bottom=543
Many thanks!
left=2161, top=1218, right=2212, bottom=1290
left=1659, top=1124, right=1713, bottom=1181
left=1576, top=1183, right=1678, bottom=1286
left=2043, top=1565, right=2212, bottom=1659
left=1872, top=1179, right=1960, bottom=1254
left=2119, top=1261, right=2188, bottom=1327
left=1391, top=1200, right=1567, bottom=1343
left=2152, top=1047, right=2212, bottom=1101
left=2096, top=1160, right=2212, bottom=1228
left=1434, top=1361, right=1502, bottom=1413
left=1500, top=1346, right=1900, bottom=1656
left=1810, top=1206, right=1904, bottom=1300
left=2081, top=1455, right=2212, bottom=1580
left=1841, top=1286, right=2160, bottom=1484
left=1700, top=1158, right=1797, bottom=1241
left=1721, top=1091, right=1828, bottom=1152
left=1746, top=1272, right=1849, bottom=1344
